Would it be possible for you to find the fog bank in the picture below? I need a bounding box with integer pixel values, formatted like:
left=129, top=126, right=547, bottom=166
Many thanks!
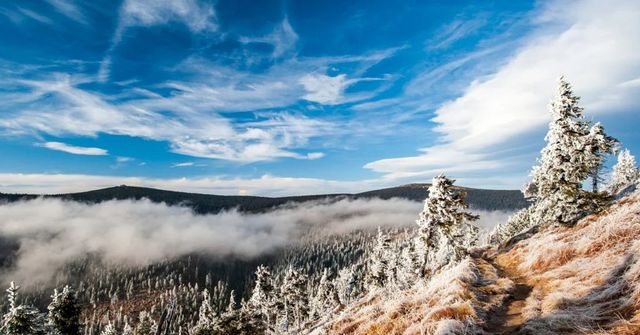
left=0, top=197, right=512, bottom=285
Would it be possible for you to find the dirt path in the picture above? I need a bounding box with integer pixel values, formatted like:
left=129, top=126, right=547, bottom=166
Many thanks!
left=481, top=256, right=532, bottom=334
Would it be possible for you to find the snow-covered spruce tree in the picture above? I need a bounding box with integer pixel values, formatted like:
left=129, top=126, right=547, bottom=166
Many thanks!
left=523, top=77, right=616, bottom=227
left=278, top=266, right=309, bottom=334
left=121, top=322, right=133, bottom=335
left=396, top=239, right=420, bottom=289
left=98, top=323, right=116, bottom=335
left=335, top=265, right=363, bottom=305
left=133, top=312, right=156, bottom=335
left=215, top=291, right=238, bottom=334
left=610, top=149, right=639, bottom=194
left=1, top=282, right=45, bottom=335
left=415, top=175, right=479, bottom=276
left=231, top=300, right=265, bottom=335
left=365, top=227, right=392, bottom=290
left=47, top=286, right=81, bottom=335
left=190, top=289, right=220, bottom=335
left=310, top=269, right=340, bottom=319
left=248, top=265, right=275, bottom=330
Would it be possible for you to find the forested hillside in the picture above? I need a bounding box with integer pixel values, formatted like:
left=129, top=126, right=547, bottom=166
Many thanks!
left=0, top=183, right=527, bottom=213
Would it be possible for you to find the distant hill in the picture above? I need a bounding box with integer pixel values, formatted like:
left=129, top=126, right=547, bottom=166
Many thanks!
left=0, top=183, right=528, bottom=213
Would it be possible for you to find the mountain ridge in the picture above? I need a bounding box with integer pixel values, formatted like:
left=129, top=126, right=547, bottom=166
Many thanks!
left=0, top=183, right=528, bottom=213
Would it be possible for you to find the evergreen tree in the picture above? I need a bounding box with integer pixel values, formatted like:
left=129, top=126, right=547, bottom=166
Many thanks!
left=278, top=266, right=309, bottom=333
left=190, top=289, right=219, bottom=335
left=121, top=322, right=133, bottom=335
left=133, top=312, right=157, bottom=335
left=47, top=286, right=81, bottom=335
left=610, top=149, right=639, bottom=194
left=1, top=282, right=45, bottom=335
left=215, top=291, right=238, bottom=334
left=232, top=301, right=265, bottom=335
left=335, top=266, right=362, bottom=305
left=248, top=265, right=275, bottom=330
left=396, top=239, right=419, bottom=289
left=365, top=228, right=391, bottom=290
left=524, top=77, right=616, bottom=226
left=99, top=323, right=116, bottom=335
left=415, top=175, right=479, bottom=275
left=311, top=269, right=340, bottom=319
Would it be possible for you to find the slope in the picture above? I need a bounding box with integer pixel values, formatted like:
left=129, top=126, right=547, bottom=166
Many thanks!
left=319, top=191, right=640, bottom=335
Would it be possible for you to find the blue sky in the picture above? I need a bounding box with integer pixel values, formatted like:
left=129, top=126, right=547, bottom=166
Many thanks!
left=0, top=0, right=639, bottom=196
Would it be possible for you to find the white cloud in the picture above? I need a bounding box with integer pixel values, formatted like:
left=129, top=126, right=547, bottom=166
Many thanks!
left=118, top=0, right=216, bottom=33
left=39, top=142, right=108, bottom=156
left=301, top=73, right=351, bottom=104
left=45, top=0, right=86, bottom=24
left=0, top=73, right=333, bottom=163
left=0, top=173, right=391, bottom=196
left=0, top=42, right=400, bottom=163
left=366, top=0, right=640, bottom=181
left=98, top=0, right=217, bottom=81
left=172, top=162, right=194, bottom=167
left=239, top=18, right=298, bottom=58
left=305, top=152, right=324, bottom=160
left=426, top=16, right=486, bottom=50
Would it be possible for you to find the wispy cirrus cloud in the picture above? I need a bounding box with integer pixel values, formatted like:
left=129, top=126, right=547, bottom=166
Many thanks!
left=98, top=0, right=217, bottom=82
left=426, top=16, right=487, bottom=50
left=239, top=18, right=298, bottom=59
left=39, top=141, right=108, bottom=156
left=0, top=73, right=333, bottom=163
left=45, top=0, right=86, bottom=24
left=365, top=0, right=640, bottom=181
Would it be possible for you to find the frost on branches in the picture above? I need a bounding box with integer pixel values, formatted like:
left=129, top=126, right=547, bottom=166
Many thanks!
left=522, top=77, right=615, bottom=228
left=610, top=149, right=639, bottom=195
left=415, top=174, right=479, bottom=276
left=1, top=282, right=45, bottom=335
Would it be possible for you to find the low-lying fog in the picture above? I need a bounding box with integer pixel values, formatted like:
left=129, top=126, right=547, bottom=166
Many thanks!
left=0, top=197, right=512, bottom=286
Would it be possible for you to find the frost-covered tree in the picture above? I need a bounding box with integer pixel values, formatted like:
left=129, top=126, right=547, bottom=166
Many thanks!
left=415, top=175, right=479, bottom=275
left=365, top=228, right=392, bottom=290
left=1, top=282, right=45, bottom=335
left=396, top=239, right=419, bottom=289
left=121, top=322, right=133, bottom=335
left=335, top=265, right=363, bottom=305
left=311, top=269, right=340, bottom=319
left=99, top=323, right=116, bottom=335
left=248, top=265, right=275, bottom=330
left=190, top=289, right=219, bottom=335
left=523, top=77, right=616, bottom=226
left=278, top=266, right=309, bottom=333
left=231, top=300, right=265, bottom=335
left=47, top=286, right=81, bottom=335
left=133, top=312, right=156, bottom=335
left=610, top=149, right=639, bottom=194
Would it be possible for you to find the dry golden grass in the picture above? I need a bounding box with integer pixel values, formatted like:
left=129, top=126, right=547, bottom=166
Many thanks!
left=495, top=191, right=640, bottom=334
left=320, top=256, right=513, bottom=335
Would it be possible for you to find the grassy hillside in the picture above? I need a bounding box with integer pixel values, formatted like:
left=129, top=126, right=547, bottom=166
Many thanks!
left=317, top=192, right=640, bottom=335
left=0, top=183, right=527, bottom=213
